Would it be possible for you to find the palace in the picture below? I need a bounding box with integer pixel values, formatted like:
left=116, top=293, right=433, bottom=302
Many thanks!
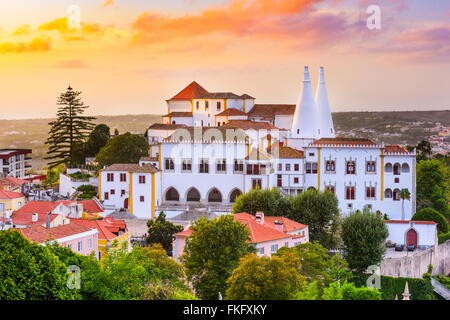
left=99, top=67, right=416, bottom=220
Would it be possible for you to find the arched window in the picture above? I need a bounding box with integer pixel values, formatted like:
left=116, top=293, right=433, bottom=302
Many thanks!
left=393, top=163, right=401, bottom=175
left=208, top=188, right=222, bottom=203
left=385, top=163, right=392, bottom=173
left=229, top=189, right=242, bottom=203
left=393, top=188, right=400, bottom=201
left=384, top=188, right=392, bottom=199
left=402, top=163, right=410, bottom=173
left=186, top=188, right=201, bottom=202
left=165, top=187, right=180, bottom=201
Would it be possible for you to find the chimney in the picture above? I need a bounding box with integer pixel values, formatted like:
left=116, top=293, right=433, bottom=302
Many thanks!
left=46, top=212, right=51, bottom=228
left=274, top=220, right=284, bottom=233
left=32, top=212, right=38, bottom=222
left=255, top=212, right=264, bottom=224
left=315, top=67, right=335, bottom=138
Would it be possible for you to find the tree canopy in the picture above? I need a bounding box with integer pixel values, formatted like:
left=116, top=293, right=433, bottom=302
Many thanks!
left=181, top=215, right=253, bottom=300
left=412, top=208, right=449, bottom=234
left=232, top=187, right=291, bottom=216
left=146, top=212, right=183, bottom=251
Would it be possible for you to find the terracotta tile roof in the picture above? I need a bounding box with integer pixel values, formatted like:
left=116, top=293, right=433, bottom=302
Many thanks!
left=215, top=108, right=248, bottom=117
left=310, top=137, right=377, bottom=147
left=174, top=228, right=193, bottom=237
left=168, top=81, right=209, bottom=101
left=245, top=148, right=271, bottom=161
left=264, top=216, right=308, bottom=233
left=11, top=212, right=60, bottom=226
left=164, top=126, right=248, bottom=143
left=13, top=201, right=59, bottom=214
left=197, top=92, right=242, bottom=99
left=0, top=189, right=25, bottom=199
left=274, top=146, right=305, bottom=159
left=241, top=94, right=255, bottom=99
left=70, top=218, right=123, bottom=240
left=19, top=223, right=95, bottom=244
left=247, top=104, right=296, bottom=118
left=384, top=144, right=409, bottom=154
left=5, top=176, right=28, bottom=187
left=221, top=120, right=282, bottom=130
left=140, top=156, right=159, bottom=162
left=102, top=163, right=159, bottom=173
left=233, top=214, right=292, bottom=243
left=162, top=112, right=193, bottom=118
left=55, top=200, right=103, bottom=214
left=148, top=123, right=188, bottom=130
left=385, top=220, right=437, bottom=225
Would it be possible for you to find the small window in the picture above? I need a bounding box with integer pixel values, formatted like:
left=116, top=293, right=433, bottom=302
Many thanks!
left=120, top=173, right=127, bottom=182
left=366, top=161, right=376, bottom=173
left=196, top=101, right=199, bottom=110
left=271, top=244, right=279, bottom=253
left=278, top=163, right=282, bottom=171
left=107, top=173, right=114, bottom=182
left=199, top=159, right=209, bottom=173
left=259, top=247, right=265, bottom=255
left=165, top=158, right=174, bottom=171
left=285, top=164, right=290, bottom=171
left=216, top=159, right=226, bottom=173
left=345, top=186, right=355, bottom=200
left=309, top=152, right=314, bottom=157
left=294, top=164, right=299, bottom=171
left=182, top=159, right=192, bottom=172
left=205, top=101, right=209, bottom=111
left=234, top=160, right=244, bottom=173
left=312, top=163, right=318, bottom=174
left=110, top=189, right=115, bottom=195
left=346, top=161, right=356, bottom=174
left=294, top=177, right=299, bottom=184
left=88, top=238, right=92, bottom=250
left=326, top=185, right=335, bottom=194
left=121, top=189, right=125, bottom=196
left=217, top=101, right=221, bottom=111
left=325, top=160, right=335, bottom=172
left=77, top=241, right=83, bottom=252
left=104, top=192, right=109, bottom=200
left=305, top=162, right=312, bottom=174
left=139, top=175, right=146, bottom=184
left=140, top=196, right=145, bottom=202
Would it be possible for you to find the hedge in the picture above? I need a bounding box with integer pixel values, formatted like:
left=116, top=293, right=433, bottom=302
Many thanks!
left=351, top=274, right=436, bottom=300
left=438, top=232, right=450, bottom=244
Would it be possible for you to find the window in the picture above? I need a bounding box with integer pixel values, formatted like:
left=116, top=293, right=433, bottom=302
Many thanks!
left=196, top=101, right=199, bottom=110
left=247, top=164, right=253, bottom=175
left=285, top=163, right=290, bottom=171
left=67, top=243, right=72, bottom=250
left=199, top=159, right=209, bottom=173
left=110, top=189, right=115, bottom=195
left=325, top=160, right=335, bottom=172
left=140, top=196, right=145, bottom=202
left=165, top=158, right=174, bottom=171
left=284, top=242, right=289, bottom=248
left=294, top=177, right=299, bottom=184
left=216, top=159, right=226, bottom=173
left=205, top=101, right=209, bottom=111
left=366, top=187, right=376, bottom=199
left=139, top=175, right=146, bottom=184
left=271, top=244, right=279, bottom=253
left=306, top=162, right=312, bottom=173
left=278, top=163, right=282, bottom=171
left=121, top=189, right=125, bottom=196
left=312, top=163, right=318, bottom=174
left=77, top=241, right=83, bottom=252
left=252, top=179, right=262, bottom=189
left=234, top=160, right=244, bottom=173
left=217, top=101, right=221, bottom=111
left=104, top=192, right=109, bottom=200
left=294, top=164, right=299, bottom=171
left=107, top=173, right=114, bottom=182
left=393, top=164, right=400, bottom=175
left=0, top=203, right=4, bottom=211
left=182, top=159, right=192, bottom=172
left=346, top=161, right=356, bottom=174
left=277, top=174, right=282, bottom=187
left=345, top=186, right=355, bottom=200
left=325, top=185, right=335, bottom=194
left=366, top=161, right=376, bottom=173
left=259, top=247, right=265, bottom=255
left=88, top=238, right=92, bottom=250
left=309, top=152, right=315, bottom=157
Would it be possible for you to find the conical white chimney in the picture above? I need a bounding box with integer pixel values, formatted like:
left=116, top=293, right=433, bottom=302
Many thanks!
left=291, top=66, right=319, bottom=139
left=315, top=67, right=335, bottom=138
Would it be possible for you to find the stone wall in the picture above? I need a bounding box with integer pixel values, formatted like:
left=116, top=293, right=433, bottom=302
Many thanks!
left=380, top=240, right=450, bottom=278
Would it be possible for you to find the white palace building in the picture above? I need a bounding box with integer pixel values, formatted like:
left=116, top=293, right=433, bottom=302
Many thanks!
left=99, top=67, right=416, bottom=221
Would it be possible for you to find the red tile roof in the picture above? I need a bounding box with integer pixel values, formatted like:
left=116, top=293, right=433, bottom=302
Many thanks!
left=264, top=216, right=308, bottom=232
left=147, top=123, right=188, bottom=130
left=162, top=112, right=193, bottom=118
left=11, top=212, right=60, bottom=226
left=168, top=81, right=209, bottom=101
left=384, top=144, right=409, bottom=154
left=70, top=218, right=127, bottom=240
left=272, top=146, right=305, bottom=159
left=13, top=201, right=59, bottom=214
left=55, top=200, right=103, bottom=214
left=0, top=189, right=25, bottom=199
left=247, top=104, right=296, bottom=117
left=385, top=220, right=437, bottom=225
left=215, top=108, right=248, bottom=117
left=19, top=223, right=95, bottom=244
left=310, top=137, right=377, bottom=147
left=174, top=228, right=193, bottom=237
left=222, top=120, right=282, bottom=130
left=5, top=176, right=28, bottom=187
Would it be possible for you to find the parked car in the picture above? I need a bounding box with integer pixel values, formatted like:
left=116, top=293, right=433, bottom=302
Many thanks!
left=395, top=244, right=404, bottom=251
left=407, top=245, right=415, bottom=251
left=386, top=240, right=395, bottom=248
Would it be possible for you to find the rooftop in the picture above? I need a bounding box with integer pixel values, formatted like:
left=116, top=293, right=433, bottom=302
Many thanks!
left=310, top=137, right=378, bottom=147
left=0, top=189, right=25, bottom=199
left=19, top=223, right=95, bottom=244
left=221, top=120, right=282, bottom=131
left=215, top=108, right=248, bottom=117
left=162, top=112, right=193, bottom=118
left=247, top=104, right=296, bottom=118
left=168, top=81, right=209, bottom=101
left=102, top=163, right=159, bottom=173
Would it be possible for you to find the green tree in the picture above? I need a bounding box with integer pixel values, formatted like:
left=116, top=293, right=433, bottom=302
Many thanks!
left=416, top=140, right=432, bottom=161
left=341, top=210, right=388, bottom=273
left=45, top=86, right=96, bottom=168
left=288, top=189, right=340, bottom=248
left=0, top=230, right=77, bottom=300
left=412, top=208, right=449, bottom=234
left=231, top=187, right=291, bottom=216
left=225, top=251, right=305, bottom=300
left=146, top=212, right=183, bottom=251
left=43, top=163, right=65, bottom=186
left=416, top=160, right=446, bottom=211
left=181, top=215, right=252, bottom=300
left=85, top=124, right=110, bottom=157
left=96, top=132, right=148, bottom=168
left=399, top=188, right=411, bottom=221
left=294, top=281, right=320, bottom=300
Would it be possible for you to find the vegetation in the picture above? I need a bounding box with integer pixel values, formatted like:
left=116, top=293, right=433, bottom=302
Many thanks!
left=225, top=251, right=305, bottom=300
left=69, top=171, right=92, bottom=180
left=434, top=274, right=450, bottom=290
left=96, top=132, right=148, bottom=168
left=296, top=280, right=381, bottom=300
left=146, top=212, right=183, bottom=251
left=412, top=208, right=449, bottom=234
left=181, top=215, right=253, bottom=300
left=232, top=187, right=291, bottom=216
left=43, top=163, right=65, bottom=186
left=76, top=184, right=97, bottom=200
left=45, top=86, right=96, bottom=168
left=71, top=124, right=111, bottom=166
left=341, top=210, right=388, bottom=273
left=438, top=231, right=450, bottom=244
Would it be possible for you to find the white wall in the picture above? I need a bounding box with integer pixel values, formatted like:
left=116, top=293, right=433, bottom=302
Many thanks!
left=386, top=222, right=437, bottom=248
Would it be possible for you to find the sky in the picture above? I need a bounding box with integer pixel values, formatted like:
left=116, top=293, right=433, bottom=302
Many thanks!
left=0, top=0, right=449, bottom=119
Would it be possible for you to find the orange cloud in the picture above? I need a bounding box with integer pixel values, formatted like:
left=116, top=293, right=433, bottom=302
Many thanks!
left=12, top=24, right=32, bottom=36
left=103, top=0, right=115, bottom=7
left=38, top=17, right=72, bottom=33
left=0, top=37, right=51, bottom=54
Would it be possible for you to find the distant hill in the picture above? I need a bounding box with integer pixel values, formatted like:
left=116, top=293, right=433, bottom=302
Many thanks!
left=0, top=110, right=448, bottom=170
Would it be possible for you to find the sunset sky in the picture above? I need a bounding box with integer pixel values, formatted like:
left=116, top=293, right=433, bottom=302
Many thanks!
left=0, top=0, right=449, bottom=119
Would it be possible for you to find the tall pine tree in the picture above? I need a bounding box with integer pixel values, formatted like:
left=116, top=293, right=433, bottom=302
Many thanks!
left=45, top=86, right=96, bottom=168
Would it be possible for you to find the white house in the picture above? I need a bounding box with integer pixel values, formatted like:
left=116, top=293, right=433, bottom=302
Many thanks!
left=0, top=149, right=32, bottom=179
left=385, top=220, right=437, bottom=249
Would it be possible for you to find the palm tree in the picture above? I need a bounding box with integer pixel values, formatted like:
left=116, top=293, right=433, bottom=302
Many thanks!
left=399, top=188, right=411, bottom=220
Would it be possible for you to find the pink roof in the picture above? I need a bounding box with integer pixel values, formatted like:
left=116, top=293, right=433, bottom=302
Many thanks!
left=19, top=223, right=94, bottom=244
left=11, top=212, right=59, bottom=226
left=0, top=189, right=25, bottom=199
left=385, top=220, right=437, bottom=225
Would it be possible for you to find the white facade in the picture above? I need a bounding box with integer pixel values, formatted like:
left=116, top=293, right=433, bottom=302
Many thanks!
left=0, top=149, right=32, bottom=179
left=386, top=221, right=437, bottom=249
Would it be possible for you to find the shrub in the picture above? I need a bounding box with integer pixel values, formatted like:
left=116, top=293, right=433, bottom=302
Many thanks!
left=438, top=232, right=450, bottom=244
left=412, top=208, right=449, bottom=234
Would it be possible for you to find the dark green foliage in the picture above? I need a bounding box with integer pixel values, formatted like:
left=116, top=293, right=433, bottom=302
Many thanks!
left=438, top=231, right=450, bottom=244
left=76, top=184, right=97, bottom=200
left=181, top=215, right=253, bottom=300
left=434, top=275, right=450, bottom=289
left=71, top=124, right=111, bottom=166
left=96, top=132, right=148, bottom=168
left=351, top=274, right=436, bottom=300
left=0, top=230, right=77, bottom=300
left=415, top=140, right=432, bottom=161
left=341, top=210, right=388, bottom=273
left=45, top=86, right=96, bottom=168
left=288, top=189, right=340, bottom=249
left=412, top=208, right=449, bottom=234
left=231, top=187, right=291, bottom=216
left=69, top=172, right=92, bottom=180
left=146, top=212, right=183, bottom=251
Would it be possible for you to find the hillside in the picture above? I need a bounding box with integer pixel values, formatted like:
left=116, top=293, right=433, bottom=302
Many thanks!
left=0, top=110, right=448, bottom=171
